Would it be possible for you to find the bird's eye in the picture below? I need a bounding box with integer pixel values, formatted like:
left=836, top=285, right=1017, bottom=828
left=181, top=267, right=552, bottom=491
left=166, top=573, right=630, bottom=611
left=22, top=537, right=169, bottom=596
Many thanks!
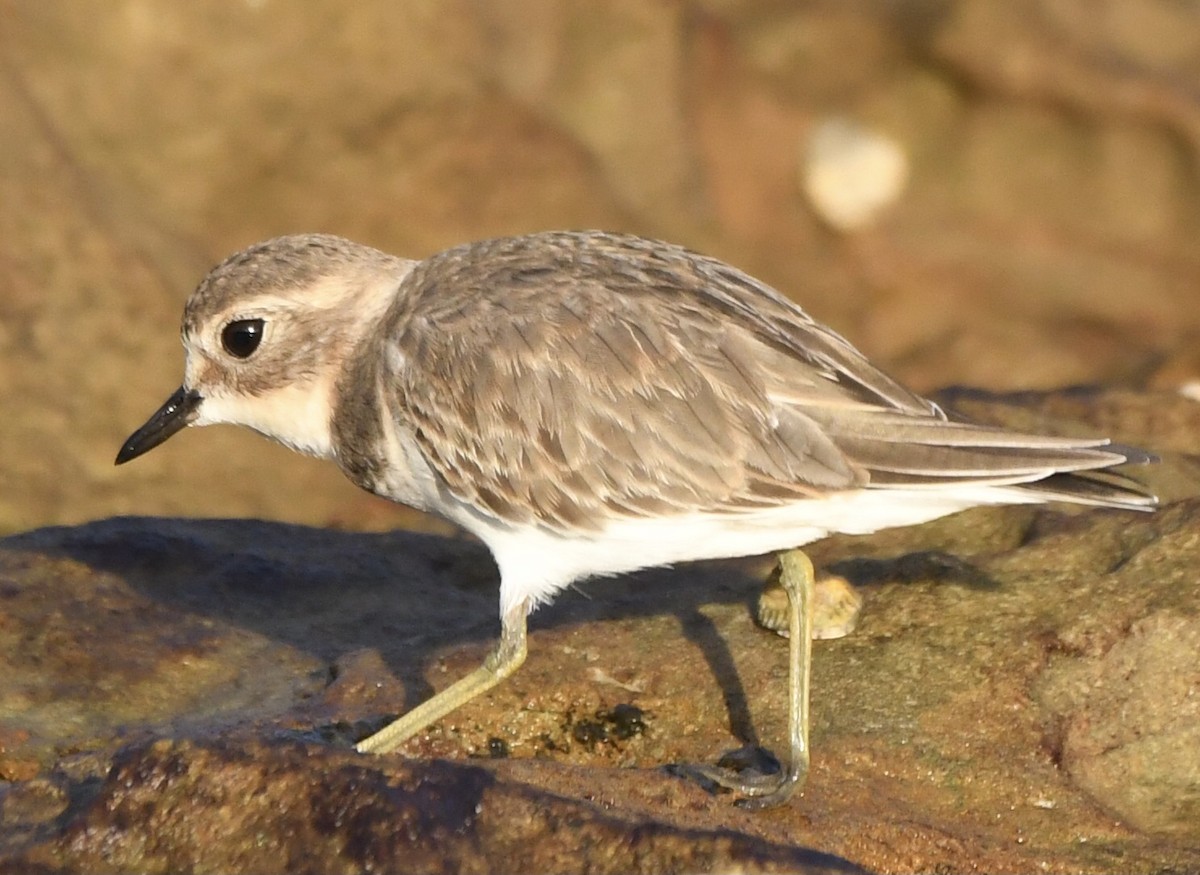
left=221, top=318, right=265, bottom=359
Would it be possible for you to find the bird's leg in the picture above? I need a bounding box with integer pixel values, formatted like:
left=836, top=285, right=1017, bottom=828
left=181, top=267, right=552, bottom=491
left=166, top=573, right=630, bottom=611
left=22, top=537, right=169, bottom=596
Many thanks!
left=672, top=548, right=814, bottom=808
left=356, top=598, right=529, bottom=754
left=754, top=547, right=814, bottom=806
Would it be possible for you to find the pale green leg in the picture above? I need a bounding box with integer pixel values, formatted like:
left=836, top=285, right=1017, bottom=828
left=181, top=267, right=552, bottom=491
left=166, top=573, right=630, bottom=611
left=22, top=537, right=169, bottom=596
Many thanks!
left=679, top=548, right=814, bottom=808
left=759, top=548, right=814, bottom=806
left=356, top=599, right=529, bottom=754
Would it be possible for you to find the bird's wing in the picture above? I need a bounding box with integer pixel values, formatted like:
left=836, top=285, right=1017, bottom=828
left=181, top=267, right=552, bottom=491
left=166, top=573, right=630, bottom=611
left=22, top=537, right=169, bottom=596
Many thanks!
left=383, top=232, right=1133, bottom=530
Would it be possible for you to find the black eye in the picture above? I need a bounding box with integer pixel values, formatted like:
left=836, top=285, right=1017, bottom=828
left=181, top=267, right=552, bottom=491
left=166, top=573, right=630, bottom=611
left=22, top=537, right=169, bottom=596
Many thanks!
left=221, top=318, right=265, bottom=359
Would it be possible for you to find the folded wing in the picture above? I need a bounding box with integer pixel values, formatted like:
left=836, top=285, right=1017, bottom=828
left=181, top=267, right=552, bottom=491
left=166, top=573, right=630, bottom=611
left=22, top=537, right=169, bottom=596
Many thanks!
left=384, top=232, right=1155, bottom=531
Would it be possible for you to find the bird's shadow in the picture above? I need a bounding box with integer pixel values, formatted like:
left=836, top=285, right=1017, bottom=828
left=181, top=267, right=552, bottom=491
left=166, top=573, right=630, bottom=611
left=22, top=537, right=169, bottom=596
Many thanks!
left=14, top=515, right=780, bottom=749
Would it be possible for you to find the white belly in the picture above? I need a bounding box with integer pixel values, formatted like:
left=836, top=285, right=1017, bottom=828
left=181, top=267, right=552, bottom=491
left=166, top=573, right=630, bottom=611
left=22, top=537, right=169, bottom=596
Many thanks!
left=470, top=485, right=1041, bottom=616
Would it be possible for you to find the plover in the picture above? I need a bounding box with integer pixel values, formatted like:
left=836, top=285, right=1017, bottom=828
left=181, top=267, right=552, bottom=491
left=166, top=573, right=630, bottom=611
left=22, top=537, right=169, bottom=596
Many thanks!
left=116, top=231, right=1156, bottom=807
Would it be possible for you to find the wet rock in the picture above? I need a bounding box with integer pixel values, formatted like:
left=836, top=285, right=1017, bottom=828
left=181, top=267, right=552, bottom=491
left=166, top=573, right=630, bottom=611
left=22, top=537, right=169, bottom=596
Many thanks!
left=0, top=517, right=497, bottom=761
left=13, top=739, right=860, bottom=875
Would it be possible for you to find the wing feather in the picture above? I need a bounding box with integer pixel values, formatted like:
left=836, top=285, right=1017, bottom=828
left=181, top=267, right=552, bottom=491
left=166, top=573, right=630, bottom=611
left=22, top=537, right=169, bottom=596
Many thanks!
left=380, top=231, right=1152, bottom=530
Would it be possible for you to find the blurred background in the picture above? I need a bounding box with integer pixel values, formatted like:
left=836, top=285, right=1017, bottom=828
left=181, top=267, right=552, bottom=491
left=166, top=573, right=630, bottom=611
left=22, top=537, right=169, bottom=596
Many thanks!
left=3, top=0, right=1199, bottom=535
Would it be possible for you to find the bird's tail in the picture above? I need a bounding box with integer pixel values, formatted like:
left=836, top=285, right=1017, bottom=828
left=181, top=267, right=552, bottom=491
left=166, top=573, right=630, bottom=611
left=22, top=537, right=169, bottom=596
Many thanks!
left=1009, top=443, right=1157, bottom=511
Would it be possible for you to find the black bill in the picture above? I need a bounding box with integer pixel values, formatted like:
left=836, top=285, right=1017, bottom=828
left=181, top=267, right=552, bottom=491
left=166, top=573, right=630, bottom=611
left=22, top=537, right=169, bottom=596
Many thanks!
left=114, top=386, right=203, bottom=465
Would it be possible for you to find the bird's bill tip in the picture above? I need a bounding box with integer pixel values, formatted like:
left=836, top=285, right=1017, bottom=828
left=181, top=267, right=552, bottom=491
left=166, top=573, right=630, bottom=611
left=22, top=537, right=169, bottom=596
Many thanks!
left=114, top=386, right=203, bottom=465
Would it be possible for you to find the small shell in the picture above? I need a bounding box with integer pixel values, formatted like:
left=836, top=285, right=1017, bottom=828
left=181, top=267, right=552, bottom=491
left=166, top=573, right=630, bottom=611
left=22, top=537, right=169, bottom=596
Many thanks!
left=756, top=570, right=864, bottom=640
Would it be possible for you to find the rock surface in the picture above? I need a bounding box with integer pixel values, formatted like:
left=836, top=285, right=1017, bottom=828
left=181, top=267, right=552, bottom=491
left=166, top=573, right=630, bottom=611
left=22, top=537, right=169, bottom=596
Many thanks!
left=4, top=2, right=1200, bottom=872
left=22, top=741, right=860, bottom=875
left=1, top=391, right=1198, bottom=873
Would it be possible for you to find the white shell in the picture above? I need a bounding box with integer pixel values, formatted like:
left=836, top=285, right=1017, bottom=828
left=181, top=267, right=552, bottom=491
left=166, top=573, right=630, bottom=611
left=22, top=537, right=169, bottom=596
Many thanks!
left=802, top=117, right=909, bottom=231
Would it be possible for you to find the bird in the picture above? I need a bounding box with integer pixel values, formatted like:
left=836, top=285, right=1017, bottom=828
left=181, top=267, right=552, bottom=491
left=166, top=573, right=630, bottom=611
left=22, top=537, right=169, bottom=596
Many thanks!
left=116, top=230, right=1156, bottom=807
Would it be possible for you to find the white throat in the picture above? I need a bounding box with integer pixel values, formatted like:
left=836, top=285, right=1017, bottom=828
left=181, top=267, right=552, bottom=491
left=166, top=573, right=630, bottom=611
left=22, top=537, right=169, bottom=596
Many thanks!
left=195, top=377, right=338, bottom=459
